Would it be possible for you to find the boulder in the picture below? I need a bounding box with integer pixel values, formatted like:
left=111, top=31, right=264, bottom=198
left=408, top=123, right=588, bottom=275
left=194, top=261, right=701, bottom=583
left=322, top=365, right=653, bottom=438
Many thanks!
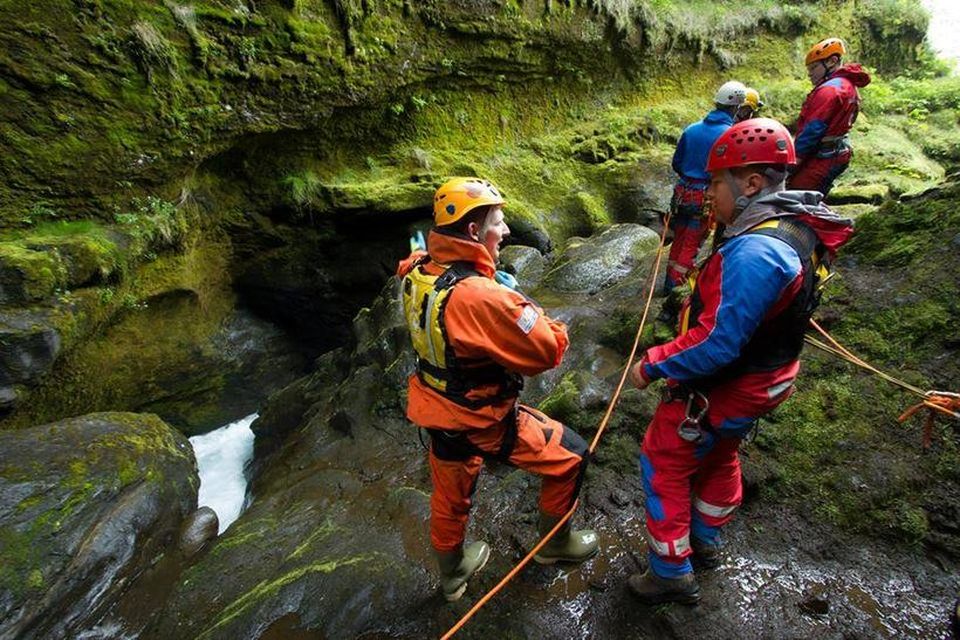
left=0, top=308, right=62, bottom=417
left=543, top=224, right=660, bottom=294
left=499, top=245, right=547, bottom=292
left=0, top=412, right=198, bottom=640
left=179, top=507, right=219, bottom=559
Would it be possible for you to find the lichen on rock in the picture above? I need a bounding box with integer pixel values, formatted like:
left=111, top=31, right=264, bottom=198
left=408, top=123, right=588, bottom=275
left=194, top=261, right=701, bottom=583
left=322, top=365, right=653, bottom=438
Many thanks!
left=0, top=411, right=198, bottom=639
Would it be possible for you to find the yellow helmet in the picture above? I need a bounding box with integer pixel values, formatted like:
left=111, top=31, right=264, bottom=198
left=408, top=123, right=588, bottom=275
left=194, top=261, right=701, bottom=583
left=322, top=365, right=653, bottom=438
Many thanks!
left=433, top=177, right=506, bottom=227
left=744, top=87, right=764, bottom=111
left=805, top=38, right=846, bottom=66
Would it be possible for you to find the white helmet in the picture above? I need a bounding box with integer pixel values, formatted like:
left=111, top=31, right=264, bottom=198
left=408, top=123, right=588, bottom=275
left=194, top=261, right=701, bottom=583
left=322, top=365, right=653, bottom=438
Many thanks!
left=714, top=80, right=748, bottom=107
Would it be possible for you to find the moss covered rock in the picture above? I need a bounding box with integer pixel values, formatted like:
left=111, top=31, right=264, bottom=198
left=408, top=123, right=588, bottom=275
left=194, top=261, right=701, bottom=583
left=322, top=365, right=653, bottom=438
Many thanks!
left=542, top=223, right=660, bottom=293
left=499, top=244, right=546, bottom=291
left=0, top=411, right=198, bottom=639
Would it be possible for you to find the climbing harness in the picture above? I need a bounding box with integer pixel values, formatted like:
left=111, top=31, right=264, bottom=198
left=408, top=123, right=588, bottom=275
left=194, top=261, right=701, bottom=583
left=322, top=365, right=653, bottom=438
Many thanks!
left=402, top=257, right=522, bottom=409
left=661, top=384, right=711, bottom=443
left=438, top=211, right=673, bottom=640
left=804, top=319, right=960, bottom=449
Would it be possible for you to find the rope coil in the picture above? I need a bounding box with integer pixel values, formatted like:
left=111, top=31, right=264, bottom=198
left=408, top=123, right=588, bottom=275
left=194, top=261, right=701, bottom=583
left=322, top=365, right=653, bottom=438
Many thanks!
left=805, top=319, right=959, bottom=448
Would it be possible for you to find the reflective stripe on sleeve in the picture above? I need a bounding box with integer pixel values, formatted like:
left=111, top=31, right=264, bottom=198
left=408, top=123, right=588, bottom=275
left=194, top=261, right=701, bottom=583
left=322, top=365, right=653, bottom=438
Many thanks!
left=767, top=380, right=793, bottom=398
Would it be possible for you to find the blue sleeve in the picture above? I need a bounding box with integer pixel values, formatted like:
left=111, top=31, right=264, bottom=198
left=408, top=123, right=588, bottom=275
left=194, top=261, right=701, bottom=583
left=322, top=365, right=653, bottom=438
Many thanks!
left=795, top=119, right=828, bottom=158
left=647, top=235, right=802, bottom=381
left=672, top=133, right=686, bottom=176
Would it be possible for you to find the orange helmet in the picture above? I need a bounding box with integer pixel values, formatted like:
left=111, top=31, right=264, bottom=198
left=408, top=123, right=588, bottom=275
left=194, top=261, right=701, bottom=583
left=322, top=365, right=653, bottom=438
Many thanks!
left=433, top=177, right=506, bottom=226
left=805, top=38, right=846, bottom=66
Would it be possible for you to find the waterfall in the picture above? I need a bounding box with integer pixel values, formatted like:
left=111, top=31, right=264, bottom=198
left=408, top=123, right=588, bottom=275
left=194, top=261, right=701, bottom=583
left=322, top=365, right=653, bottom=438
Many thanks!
left=189, top=414, right=256, bottom=534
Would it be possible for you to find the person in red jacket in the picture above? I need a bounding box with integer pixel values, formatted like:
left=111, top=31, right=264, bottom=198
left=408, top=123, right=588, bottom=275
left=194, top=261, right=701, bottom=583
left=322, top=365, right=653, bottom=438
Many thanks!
left=627, top=119, right=854, bottom=604
left=398, top=177, right=599, bottom=602
left=788, top=37, right=871, bottom=196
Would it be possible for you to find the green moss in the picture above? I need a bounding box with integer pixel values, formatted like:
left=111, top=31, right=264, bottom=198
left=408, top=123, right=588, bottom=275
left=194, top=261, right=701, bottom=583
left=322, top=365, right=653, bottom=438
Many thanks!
left=573, top=191, right=611, bottom=232
left=827, top=182, right=889, bottom=205
left=197, top=554, right=380, bottom=639
left=25, top=569, right=44, bottom=590
left=3, top=239, right=234, bottom=432
left=537, top=372, right=582, bottom=426
left=849, top=181, right=960, bottom=265
left=0, top=526, right=44, bottom=598
left=0, top=242, right=63, bottom=302
left=286, top=519, right=337, bottom=561
left=844, top=119, right=944, bottom=196
left=854, top=0, right=929, bottom=76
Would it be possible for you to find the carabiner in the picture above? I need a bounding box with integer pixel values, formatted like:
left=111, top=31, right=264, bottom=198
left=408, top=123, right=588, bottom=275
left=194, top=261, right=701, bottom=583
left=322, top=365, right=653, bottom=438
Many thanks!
left=677, top=391, right=710, bottom=443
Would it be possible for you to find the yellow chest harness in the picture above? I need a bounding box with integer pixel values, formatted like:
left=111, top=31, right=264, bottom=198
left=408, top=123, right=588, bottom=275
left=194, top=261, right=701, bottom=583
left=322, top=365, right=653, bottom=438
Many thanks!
left=401, top=259, right=521, bottom=408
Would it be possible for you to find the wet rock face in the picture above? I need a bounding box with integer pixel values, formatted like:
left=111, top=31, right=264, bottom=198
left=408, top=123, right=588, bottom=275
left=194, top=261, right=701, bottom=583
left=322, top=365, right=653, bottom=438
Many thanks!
left=229, top=212, right=415, bottom=356
left=0, top=308, right=61, bottom=417
left=499, top=245, right=546, bottom=291
left=0, top=412, right=198, bottom=640
left=143, top=212, right=959, bottom=639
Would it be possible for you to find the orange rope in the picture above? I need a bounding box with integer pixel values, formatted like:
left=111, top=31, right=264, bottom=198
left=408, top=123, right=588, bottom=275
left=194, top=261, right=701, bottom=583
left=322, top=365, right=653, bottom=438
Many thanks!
left=439, top=212, right=673, bottom=640
left=806, top=319, right=960, bottom=448
left=588, top=214, right=672, bottom=454
left=807, top=319, right=927, bottom=396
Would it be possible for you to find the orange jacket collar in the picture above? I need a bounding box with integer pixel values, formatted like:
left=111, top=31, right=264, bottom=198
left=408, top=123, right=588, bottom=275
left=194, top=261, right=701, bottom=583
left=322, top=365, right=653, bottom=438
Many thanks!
left=427, top=228, right=496, bottom=278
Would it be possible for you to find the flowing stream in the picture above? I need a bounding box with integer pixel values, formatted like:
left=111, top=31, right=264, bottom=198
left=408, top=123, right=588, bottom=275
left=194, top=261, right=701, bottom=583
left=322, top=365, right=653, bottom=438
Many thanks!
left=188, top=414, right=256, bottom=534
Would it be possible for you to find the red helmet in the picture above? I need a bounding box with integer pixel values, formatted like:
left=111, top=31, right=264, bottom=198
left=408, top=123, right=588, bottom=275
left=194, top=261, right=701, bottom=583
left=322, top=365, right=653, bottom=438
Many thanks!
left=706, top=118, right=796, bottom=173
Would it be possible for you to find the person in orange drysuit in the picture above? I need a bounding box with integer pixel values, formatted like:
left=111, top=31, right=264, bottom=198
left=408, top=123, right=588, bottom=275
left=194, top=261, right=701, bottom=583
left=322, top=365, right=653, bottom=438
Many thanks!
left=397, top=177, right=599, bottom=602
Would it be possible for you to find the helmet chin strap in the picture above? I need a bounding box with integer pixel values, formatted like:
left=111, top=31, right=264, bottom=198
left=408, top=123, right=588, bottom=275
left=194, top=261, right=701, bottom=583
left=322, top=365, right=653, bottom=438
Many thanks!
left=723, top=168, right=788, bottom=217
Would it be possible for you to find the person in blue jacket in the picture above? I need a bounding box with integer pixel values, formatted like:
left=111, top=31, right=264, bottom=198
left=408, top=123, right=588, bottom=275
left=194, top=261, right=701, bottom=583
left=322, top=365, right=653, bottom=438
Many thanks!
left=664, top=81, right=748, bottom=292
left=629, top=118, right=854, bottom=604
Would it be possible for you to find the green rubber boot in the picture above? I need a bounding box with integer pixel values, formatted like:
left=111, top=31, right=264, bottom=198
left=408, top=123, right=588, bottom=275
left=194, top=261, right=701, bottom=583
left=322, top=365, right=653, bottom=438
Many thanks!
left=435, top=541, right=490, bottom=602
left=628, top=569, right=701, bottom=605
left=533, top=512, right=599, bottom=565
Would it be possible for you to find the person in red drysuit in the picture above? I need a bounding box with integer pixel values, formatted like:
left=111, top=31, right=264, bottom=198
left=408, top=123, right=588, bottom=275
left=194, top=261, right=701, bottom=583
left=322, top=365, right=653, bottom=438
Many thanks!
left=627, top=118, right=854, bottom=604
left=788, top=37, right=871, bottom=196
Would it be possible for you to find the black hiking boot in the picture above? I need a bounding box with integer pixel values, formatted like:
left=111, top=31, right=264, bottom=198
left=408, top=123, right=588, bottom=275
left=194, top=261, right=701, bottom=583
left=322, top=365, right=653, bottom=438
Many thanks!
left=628, top=569, right=701, bottom=605
left=691, top=538, right=722, bottom=570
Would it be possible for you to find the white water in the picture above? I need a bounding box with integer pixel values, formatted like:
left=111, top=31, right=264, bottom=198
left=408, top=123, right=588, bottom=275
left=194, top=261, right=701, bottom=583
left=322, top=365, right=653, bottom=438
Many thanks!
left=922, top=0, right=960, bottom=69
left=189, top=413, right=257, bottom=534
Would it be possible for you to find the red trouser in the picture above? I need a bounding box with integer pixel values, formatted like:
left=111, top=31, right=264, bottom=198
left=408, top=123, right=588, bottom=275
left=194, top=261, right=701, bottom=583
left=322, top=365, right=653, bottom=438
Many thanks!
left=428, top=404, right=588, bottom=552
left=787, top=152, right=851, bottom=197
left=665, top=184, right=709, bottom=290
left=640, top=380, right=791, bottom=577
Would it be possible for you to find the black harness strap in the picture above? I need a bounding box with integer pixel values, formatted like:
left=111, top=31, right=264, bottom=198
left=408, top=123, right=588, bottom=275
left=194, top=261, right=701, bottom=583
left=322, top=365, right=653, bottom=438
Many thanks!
left=415, top=260, right=524, bottom=409
left=688, top=218, right=826, bottom=389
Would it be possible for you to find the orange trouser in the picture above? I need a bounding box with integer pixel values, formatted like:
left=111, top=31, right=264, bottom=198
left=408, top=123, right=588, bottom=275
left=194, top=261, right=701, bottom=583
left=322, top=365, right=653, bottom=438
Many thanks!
left=427, top=404, right=589, bottom=552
